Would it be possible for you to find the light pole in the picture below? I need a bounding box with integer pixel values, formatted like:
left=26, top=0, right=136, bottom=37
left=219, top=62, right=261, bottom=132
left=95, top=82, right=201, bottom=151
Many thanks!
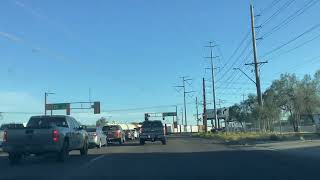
left=44, top=92, right=55, bottom=115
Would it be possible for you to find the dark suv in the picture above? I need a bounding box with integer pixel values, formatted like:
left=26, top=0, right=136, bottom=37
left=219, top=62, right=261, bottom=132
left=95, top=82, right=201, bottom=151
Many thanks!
left=139, top=120, right=166, bottom=145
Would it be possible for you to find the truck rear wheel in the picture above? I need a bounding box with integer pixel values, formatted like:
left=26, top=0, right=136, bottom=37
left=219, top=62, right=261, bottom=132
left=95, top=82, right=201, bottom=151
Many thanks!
left=8, top=153, right=22, bottom=165
left=57, top=140, right=69, bottom=162
left=140, top=139, right=145, bottom=145
left=80, top=139, right=88, bottom=156
left=161, top=139, right=167, bottom=145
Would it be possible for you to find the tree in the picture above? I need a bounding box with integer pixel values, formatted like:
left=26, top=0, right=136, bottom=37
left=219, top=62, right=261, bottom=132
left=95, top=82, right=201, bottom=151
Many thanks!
left=261, top=88, right=281, bottom=131
left=228, top=94, right=259, bottom=130
left=229, top=70, right=320, bottom=132
left=96, top=117, right=107, bottom=127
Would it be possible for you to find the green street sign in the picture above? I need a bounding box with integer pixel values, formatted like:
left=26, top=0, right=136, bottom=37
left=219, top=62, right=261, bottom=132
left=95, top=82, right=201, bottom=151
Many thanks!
left=46, top=103, right=68, bottom=110
left=162, top=112, right=177, bottom=117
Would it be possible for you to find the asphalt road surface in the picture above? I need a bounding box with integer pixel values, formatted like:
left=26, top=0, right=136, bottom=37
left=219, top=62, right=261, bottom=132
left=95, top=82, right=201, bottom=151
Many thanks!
left=0, top=135, right=319, bottom=180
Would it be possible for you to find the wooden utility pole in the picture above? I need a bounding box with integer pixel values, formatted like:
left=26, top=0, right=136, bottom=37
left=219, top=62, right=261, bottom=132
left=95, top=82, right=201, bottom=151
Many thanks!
left=205, top=42, right=218, bottom=130
left=250, top=4, right=263, bottom=106
left=196, top=97, right=199, bottom=126
left=248, top=4, right=268, bottom=130
left=202, top=78, right=207, bottom=132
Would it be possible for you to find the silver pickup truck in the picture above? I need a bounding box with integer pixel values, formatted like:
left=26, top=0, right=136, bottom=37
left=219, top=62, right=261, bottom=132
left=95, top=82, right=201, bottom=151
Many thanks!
left=2, top=115, right=89, bottom=164
left=139, top=120, right=166, bottom=145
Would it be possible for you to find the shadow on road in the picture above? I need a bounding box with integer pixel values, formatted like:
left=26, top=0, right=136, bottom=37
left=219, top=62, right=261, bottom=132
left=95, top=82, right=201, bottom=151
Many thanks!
left=106, top=141, right=141, bottom=147
left=0, top=147, right=319, bottom=180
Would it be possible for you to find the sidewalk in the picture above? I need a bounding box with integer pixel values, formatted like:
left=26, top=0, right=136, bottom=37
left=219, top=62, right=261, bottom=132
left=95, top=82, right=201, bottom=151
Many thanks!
left=233, top=140, right=320, bottom=158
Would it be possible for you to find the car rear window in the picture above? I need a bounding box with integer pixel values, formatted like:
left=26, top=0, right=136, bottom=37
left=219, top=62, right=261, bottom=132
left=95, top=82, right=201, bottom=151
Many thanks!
left=86, top=128, right=96, bottom=132
left=142, top=121, right=163, bottom=128
left=102, top=125, right=119, bottom=131
left=27, top=117, right=68, bottom=128
left=0, top=124, right=24, bottom=130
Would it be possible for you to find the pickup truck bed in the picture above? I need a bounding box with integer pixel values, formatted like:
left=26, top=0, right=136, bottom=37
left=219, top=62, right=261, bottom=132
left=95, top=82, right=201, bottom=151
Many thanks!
left=2, top=115, right=89, bottom=164
left=3, top=128, right=63, bottom=153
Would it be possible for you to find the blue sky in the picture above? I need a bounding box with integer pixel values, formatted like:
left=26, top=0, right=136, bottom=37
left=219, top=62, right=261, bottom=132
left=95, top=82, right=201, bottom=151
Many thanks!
left=0, top=0, right=320, bottom=125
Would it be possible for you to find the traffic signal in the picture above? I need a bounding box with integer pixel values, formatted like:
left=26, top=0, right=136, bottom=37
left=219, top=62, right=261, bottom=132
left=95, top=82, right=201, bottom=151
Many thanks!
left=94, top=101, right=100, bottom=114
left=66, top=103, right=71, bottom=115
left=144, top=113, right=149, bottom=121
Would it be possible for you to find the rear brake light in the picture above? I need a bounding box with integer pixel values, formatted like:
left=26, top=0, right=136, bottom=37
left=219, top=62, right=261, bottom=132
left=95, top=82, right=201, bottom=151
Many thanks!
left=3, top=130, right=7, bottom=142
left=116, top=130, right=121, bottom=134
left=52, top=130, right=59, bottom=142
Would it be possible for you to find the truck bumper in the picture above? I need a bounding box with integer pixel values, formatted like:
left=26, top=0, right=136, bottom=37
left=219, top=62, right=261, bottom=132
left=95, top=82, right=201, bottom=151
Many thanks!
left=140, top=134, right=165, bottom=141
left=2, top=143, right=61, bottom=154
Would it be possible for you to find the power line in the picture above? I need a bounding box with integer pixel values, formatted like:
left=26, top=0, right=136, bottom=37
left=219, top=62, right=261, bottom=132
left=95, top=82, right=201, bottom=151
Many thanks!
left=262, top=0, right=320, bottom=39
left=268, top=31, right=320, bottom=60
left=260, top=0, right=296, bottom=27
left=262, top=23, right=320, bottom=58
left=259, top=0, right=283, bottom=15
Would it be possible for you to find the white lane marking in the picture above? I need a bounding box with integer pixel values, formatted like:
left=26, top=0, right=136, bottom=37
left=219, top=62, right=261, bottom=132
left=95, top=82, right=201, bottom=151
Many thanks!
left=82, top=155, right=105, bottom=168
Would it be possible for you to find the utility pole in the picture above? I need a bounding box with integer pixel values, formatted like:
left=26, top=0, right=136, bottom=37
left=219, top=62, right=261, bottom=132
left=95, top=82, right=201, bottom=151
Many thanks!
left=183, top=77, right=187, bottom=127
left=180, top=108, right=184, bottom=133
left=44, top=93, right=47, bottom=115
left=202, top=78, right=208, bottom=132
left=174, top=76, right=194, bottom=131
left=246, top=4, right=268, bottom=130
left=196, top=97, right=200, bottom=133
left=250, top=4, right=263, bottom=106
left=196, top=97, right=199, bottom=126
left=89, top=88, right=92, bottom=102
left=205, top=42, right=218, bottom=130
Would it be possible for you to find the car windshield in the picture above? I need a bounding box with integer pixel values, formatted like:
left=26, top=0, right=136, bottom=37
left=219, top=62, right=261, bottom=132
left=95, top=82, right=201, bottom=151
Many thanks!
left=27, top=117, right=68, bottom=128
left=102, top=126, right=118, bottom=131
left=142, top=121, right=163, bottom=128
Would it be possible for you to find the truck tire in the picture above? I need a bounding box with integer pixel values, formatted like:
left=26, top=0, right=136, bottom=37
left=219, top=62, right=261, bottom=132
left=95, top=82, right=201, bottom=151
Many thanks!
left=8, top=153, right=22, bottom=165
left=140, top=139, right=145, bottom=145
left=80, top=139, right=88, bottom=156
left=161, top=139, right=167, bottom=145
left=57, top=140, right=69, bottom=162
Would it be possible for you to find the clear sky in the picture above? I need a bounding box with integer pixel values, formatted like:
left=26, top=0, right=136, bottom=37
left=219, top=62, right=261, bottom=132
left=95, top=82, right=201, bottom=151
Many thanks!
left=0, top=0, right=320, bottom=125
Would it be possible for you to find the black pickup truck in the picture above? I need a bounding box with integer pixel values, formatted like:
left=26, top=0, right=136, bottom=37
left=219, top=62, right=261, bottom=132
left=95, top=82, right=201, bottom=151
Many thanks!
left=139, top=120, right=166, bottom=145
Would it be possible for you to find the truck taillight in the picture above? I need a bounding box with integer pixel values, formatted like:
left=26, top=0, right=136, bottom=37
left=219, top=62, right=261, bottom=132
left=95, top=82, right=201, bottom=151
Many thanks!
left=52, top=130, right=59, bottom=142
left=116, top=130, right=121, bottom=134
left=3, top=130, right=7, bottom=142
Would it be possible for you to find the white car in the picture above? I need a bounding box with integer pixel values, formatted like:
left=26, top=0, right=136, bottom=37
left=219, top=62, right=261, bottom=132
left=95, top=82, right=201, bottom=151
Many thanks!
left=133, top=129, right=139, bottom=139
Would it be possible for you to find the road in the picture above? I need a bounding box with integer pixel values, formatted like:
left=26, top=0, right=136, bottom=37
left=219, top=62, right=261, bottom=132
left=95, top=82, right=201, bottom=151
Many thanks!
left=0, top=135, right=319, bottom=180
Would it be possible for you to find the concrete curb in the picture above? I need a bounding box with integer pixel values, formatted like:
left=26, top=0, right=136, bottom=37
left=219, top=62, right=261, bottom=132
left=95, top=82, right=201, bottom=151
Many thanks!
left=192, top=133, right=320, bottom=146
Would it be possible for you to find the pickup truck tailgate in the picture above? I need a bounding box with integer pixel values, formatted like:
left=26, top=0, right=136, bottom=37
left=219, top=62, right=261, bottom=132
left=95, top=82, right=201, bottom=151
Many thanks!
left=7, top=128, right=54, bottom=146
left=143, top=127, right=164, bottom=134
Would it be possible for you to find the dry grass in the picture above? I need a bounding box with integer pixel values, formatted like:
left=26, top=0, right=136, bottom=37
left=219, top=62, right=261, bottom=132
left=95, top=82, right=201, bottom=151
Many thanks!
left=194, top=132, right=289, bottom=143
